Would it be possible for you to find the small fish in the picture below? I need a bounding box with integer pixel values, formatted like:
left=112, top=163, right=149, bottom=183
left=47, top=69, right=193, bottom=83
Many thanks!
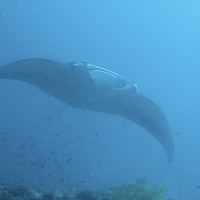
left=196, top=185, right=200, bottom=189
left=27, top=136, right=33, bottom=140
left=74, top=184, right=79, bottom=188
left=58, top=165, right=62, bottom=169
left=51, top=151, right=57, bottom=155
left=48, top=173, right=53, bottom=177
left=66, top=158, right=73, bottom=163
left=4, top=151, right=11, bottom=155
left=60, top=177, right=65, bottom=182
left=41, top=160, right=46, bottom=168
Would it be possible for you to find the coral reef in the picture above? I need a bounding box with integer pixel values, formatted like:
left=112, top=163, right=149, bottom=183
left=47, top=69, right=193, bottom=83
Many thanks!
left=0, top=179, right=173, bottom=200
left=0, top=184, right=36, bottom=200
left=76, top=190, right=97, bottom=200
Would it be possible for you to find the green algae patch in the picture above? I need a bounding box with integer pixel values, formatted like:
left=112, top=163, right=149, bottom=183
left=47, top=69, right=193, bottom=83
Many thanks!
left=95, top=179, right=165, bottom=200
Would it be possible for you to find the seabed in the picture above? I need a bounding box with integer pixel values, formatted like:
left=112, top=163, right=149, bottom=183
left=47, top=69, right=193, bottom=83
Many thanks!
left=0, top=179, right=175, bottom=200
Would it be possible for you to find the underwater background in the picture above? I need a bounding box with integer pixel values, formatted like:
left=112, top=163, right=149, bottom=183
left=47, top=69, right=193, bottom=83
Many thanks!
left=0, top=1, right=200, bottom=199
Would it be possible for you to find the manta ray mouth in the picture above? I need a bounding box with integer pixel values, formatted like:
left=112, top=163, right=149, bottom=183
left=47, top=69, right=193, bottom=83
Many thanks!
left=89, top=69, right=120, bottom=91
left=0, top=59, right=174, bottom=163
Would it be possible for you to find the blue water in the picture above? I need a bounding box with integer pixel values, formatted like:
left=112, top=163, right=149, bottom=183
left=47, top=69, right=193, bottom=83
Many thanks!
left=0, top=1, right=200, bottom=199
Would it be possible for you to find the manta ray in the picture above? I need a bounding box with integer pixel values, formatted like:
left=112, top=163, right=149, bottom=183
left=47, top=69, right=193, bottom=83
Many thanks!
left=0, top=59, right=174, bottom=162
